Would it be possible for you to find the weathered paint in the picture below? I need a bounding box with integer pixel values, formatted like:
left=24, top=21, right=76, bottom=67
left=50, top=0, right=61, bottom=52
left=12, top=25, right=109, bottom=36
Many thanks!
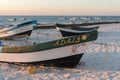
left=2, top=30, right=98, bottom=53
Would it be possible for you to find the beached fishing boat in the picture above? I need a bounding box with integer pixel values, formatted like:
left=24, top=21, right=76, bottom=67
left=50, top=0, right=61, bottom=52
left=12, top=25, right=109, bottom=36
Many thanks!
left=0, top=30, right=98, bottom=67
left=56, top=23, right=99, bottom=37
left=33, top=24, right=55, bottom=29
left=0, top=20, right=37, bottom=40
left=56, top=23, right=99, bottom=31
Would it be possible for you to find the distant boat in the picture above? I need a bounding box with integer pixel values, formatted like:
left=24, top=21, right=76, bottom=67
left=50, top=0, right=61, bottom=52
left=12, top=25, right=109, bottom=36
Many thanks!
left=94, top=17, right=102, bottom=21
left=0, top=30, right=98, bottom=67
left=69, top=17, right=78, bottom=21
left=55, top=23, right=99, bottom=37
left=80, top=17, right=90, bottom=20
left=8, top=18, right=16, bottom=22
left=19, top=18, right=27, bottom=21
left=0, top=20, right=37, bottom=40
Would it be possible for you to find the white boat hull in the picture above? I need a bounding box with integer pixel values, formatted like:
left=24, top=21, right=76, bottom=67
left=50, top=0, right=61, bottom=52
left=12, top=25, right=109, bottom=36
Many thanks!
left=0, top=25, right=33, bottom=39
left=0, top=43, right=87, bottom=61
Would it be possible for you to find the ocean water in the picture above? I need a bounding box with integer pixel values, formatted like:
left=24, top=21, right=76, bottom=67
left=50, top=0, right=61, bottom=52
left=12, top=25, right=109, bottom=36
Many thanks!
left=0, top=16, right=120, bottom=27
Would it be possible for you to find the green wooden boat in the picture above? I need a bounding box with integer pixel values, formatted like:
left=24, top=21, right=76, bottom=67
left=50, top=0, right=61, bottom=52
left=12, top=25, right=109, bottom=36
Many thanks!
left=56, top=23, right=99, bottom=31
left=0, top=30, right=98, bottom=67
left=56, top=23, right=99, bottom=37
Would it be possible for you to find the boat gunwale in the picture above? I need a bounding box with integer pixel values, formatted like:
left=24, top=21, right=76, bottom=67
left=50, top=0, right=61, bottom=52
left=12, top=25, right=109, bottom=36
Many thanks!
left=1, top=30, right=98, bottom=53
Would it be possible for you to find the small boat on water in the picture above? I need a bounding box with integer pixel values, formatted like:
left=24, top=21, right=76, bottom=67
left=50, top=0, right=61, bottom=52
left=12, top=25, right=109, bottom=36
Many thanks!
left=8, top=18, right=16, bottom=22
left=55, top=23, right=99, bottom=37
left=0, top=29, right=98, bottom=67
left=0, top=20, right=37, bottom=40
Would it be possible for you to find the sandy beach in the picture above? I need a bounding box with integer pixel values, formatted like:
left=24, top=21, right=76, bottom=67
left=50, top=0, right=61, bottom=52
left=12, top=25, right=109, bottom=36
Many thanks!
left=0, top=23, right=120, bottom=80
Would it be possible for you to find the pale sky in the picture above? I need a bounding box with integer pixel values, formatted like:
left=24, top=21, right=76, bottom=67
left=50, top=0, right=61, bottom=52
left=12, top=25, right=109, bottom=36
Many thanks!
left=0, top=0, right=120, bottom=15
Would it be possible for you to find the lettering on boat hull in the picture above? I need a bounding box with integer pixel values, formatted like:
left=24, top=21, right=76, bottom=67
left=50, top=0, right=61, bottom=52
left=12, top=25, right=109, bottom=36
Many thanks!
left=53, top=34, right=88, bottom=47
